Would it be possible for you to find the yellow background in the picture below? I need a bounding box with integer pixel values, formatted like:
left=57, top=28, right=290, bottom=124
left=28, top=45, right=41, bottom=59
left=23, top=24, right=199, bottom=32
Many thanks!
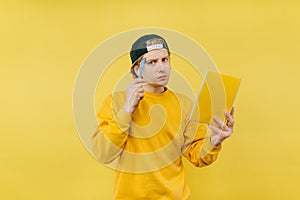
left=1, top=0, right=300, bottom=199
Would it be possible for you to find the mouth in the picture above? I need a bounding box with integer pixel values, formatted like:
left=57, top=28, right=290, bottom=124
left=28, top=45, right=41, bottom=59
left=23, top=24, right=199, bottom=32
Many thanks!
left=157, top=75, right=168, bottom=80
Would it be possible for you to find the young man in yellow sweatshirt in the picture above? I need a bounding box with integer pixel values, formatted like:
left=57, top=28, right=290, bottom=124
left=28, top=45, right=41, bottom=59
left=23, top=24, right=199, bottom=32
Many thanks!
left=92, top=34, right=235, bottom=200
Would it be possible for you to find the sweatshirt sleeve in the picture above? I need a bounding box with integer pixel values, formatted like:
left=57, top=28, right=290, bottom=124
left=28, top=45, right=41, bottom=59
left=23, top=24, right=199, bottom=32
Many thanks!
left=91, top=94, right=131, bottom=164
left=182, top=121, right=222, bottom=167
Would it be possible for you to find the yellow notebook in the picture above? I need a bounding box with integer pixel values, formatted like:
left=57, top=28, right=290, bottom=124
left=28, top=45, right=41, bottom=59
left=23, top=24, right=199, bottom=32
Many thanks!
left=190, top=71, right=241, bottom=125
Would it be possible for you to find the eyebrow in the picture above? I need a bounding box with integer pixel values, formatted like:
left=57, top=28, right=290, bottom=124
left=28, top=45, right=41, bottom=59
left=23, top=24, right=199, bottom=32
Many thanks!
left=146, top=56, right=170, bottom=62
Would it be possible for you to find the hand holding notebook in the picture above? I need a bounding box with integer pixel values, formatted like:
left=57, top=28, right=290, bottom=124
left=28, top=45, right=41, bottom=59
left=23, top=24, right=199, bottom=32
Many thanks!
left=189, top=71, right=241, bottom=148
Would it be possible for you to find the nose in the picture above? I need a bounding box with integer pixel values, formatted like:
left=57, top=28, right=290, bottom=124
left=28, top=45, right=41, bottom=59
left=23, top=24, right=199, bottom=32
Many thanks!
left=157, top=64, right=167, bottom=72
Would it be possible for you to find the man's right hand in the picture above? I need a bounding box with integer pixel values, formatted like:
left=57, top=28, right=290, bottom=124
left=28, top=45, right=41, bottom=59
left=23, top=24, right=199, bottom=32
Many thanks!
left=123, top=78, right=146, bottom=114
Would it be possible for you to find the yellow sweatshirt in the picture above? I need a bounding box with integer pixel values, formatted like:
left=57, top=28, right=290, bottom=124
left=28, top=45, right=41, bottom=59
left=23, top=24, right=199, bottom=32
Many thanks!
left=92, top=88, right=221, bottom=200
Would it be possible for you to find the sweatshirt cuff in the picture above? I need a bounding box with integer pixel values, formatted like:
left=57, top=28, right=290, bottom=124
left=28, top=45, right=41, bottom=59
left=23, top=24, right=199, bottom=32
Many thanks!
left=115, top=108, right=133, bottom=131
left=200, top=138, right=222, bottom=158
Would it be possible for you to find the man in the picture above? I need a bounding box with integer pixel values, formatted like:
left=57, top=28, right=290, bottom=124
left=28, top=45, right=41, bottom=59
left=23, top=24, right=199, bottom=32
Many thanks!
left=92, top=34, right=235, bottom=199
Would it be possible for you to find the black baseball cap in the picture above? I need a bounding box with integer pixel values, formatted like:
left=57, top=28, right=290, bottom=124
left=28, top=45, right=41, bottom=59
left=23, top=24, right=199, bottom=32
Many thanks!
left=130, top=34, right=169, bottom=66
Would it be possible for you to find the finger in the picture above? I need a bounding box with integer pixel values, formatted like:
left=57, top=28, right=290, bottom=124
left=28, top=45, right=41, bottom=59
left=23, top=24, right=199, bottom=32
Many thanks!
left=129, top=92, right=143, bottom=104
left=133, top=78, right=146, bottom=84
left=225, top=112, right=233, bottom=126
left=208, top=124, right=223, bottom=136
left=213, top=116, right=226, bottom=128
left=134, top=92, right=144, bottom=100
left=129, top=84, right=143, bottom=91
left=225, top=109, right=234, bottom=127
left=230, top=107, right=235, bottom=117
left=129, top=82, right=144, bottom=93
left=226, top=119, right=234, bottom=128
left=136, top=87, right=144, bottom=93
left=137, top=92, right=144, bottom=99
left=131, top=83, right=144, bottom=91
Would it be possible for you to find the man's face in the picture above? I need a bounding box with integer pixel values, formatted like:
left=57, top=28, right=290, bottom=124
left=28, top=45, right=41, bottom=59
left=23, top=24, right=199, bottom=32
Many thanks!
left=136, top=49, right=170, bottom=87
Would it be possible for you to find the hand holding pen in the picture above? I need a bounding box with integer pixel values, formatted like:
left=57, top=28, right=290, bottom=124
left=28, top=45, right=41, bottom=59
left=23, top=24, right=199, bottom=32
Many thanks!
left=123, top=58, right=146, bottom=114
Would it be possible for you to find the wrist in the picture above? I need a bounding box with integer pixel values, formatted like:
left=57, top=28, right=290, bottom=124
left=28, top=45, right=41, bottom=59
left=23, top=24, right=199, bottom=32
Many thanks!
left=123, top=105, right=134, bottom=114
left=210, top=134, right=223, bottom=147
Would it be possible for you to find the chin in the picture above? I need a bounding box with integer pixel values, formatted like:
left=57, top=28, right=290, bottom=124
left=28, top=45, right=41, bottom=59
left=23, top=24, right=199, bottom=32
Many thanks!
left=150, top=81, right=167, bottom=87
left=161, top=79, right=169, bottom=85
left=157, top=81, right=168, bottom=87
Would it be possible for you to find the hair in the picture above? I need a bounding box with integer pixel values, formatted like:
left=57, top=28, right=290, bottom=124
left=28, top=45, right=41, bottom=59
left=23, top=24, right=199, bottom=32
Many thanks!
left=130, top=56, right=143, bottom=78
left=145, top=38, right=165, bottom=47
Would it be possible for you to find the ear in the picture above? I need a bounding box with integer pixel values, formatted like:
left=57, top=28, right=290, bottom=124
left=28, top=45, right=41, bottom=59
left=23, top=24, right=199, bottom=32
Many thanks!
left=133, top=65, right=139, bottom=77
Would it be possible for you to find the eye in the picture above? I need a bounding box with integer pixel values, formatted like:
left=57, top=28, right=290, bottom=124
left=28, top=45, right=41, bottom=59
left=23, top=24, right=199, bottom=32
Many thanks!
left=162, top=57, right=169, bottom=62
left=148, top=60, right=155, bottom=65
